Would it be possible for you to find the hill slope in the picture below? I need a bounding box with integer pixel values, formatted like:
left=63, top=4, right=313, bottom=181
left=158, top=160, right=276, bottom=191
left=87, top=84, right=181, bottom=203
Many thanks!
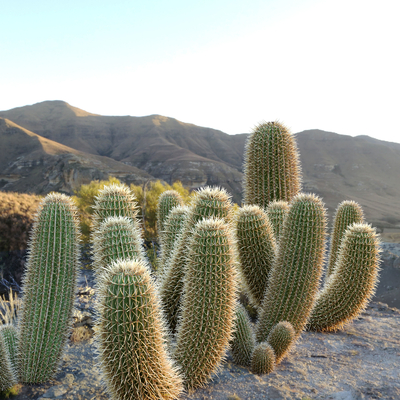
left=1, top=101, right=400, bottom=233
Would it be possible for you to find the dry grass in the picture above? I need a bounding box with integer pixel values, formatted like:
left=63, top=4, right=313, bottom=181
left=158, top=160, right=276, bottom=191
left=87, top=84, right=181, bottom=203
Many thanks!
left=0, top=288, right=21, bottom=325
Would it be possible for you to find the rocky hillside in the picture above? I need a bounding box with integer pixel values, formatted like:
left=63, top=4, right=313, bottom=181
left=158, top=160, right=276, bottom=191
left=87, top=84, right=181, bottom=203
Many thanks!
left=1, top=101, right=400, bottom=234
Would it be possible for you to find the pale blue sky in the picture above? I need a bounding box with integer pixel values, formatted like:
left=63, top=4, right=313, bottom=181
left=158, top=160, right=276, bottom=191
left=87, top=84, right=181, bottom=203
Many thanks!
left=1, top=0, right=399, bottom=143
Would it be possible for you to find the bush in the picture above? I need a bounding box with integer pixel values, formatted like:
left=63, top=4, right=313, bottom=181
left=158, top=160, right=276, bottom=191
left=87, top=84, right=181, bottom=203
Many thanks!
left=0, top=192, right=42, bottom=252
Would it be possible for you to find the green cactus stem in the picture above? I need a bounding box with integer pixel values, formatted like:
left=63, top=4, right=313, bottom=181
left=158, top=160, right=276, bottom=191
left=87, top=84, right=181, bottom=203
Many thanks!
left=267, top=321, right=296, bottom=364
left=17, top=193, right=80, bottom=383
left=326, top=200, right=364, bottom=279
left=243, top=121, right=302, bottom=209
left=157, top=190, right=184, bottom=244
left=234, top=205, right=276, bottom=308
left=95, top=259, right=183, bottom=400
left=266, top=200, right=290, bottom=242
left=308, top=223, right=381, bottom=332
left=160, top=186, right=232, bottom=332
left=255, top=193, right=327, bottom=343
left=250, top=343, right=276, bottom=375
left=174, top=217, right=237, bottom=391
left=158, top=205, right=190, bottom=281
left=92, top=183, right=139, bottom=232
left=230, top=303, right=255, bottom=367
left=0, top=324, right=18, bottom=391
left=92, top=216, right=146, bottom=277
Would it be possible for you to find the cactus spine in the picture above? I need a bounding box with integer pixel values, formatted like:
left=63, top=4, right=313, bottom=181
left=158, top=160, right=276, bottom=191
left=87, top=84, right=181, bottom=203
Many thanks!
left=157, top=190, right=184, bottom=244
left=250, top=343, right=275, bottom=375
left=92, top=216, right=146, bottom=277
left=266, top=200, right=290, bottom=242
left=243, top=121, right=301, bottom=208
left=230, top=304, right=255, bottom=367
left=0, top=324, right=18, bottom=391
left=256, top=193, right=327, bottom=343
left=160, top=187, right=232, bottom=332
left=308, top=223, right=381, bottom=332
left=234, top=205, right=276, bottom=307
left=95, top=259, right=183, bottom=400
left=326, top=200, right=364, bottom=279
left=175, top=218, right=237, bottom=391
left=17, top=193, right=80, bottom=383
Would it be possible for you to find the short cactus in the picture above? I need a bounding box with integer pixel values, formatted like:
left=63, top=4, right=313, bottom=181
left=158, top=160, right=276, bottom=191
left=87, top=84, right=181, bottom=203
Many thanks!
left=175, top=217, right=237, bottom=391
left=92, top=216, right=146, bottom=277
left=160, top=187, right=232, bottom=332
left=234, top=205, right=276, bottom=307
left=157, top=190, right=184, bottom=243
left=250, top=343, right=276, bottom=375
left=158, top=205, right=190, bottom=281
left=267, top=321, right=296, bottom=364
left=308, top=223, right=381, bottom=332
left=95, top=259, right=183, bottom=400
left=0, top=324, right=18, bottom=391
left=92, top=183, right=139, bottom=232
left=256, top=193, right=327, bottom=343
left=326, top=200, right=364, bottom=279
left=266, top=200, right=290, bottom=241
left=230, top=303, right=255, bottom=367
left=17, top=193, right=80, bottom=383
left=243, top=121, right=302, bottom=209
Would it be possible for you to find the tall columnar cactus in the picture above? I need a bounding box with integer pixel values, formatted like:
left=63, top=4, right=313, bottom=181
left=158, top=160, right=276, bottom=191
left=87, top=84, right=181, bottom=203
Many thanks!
left=243, top=121, right=302, bottom=209
left=17, top=193, right=80, bottom=383
left=92, top=183, right=139, bottom=232
left=0, top=324, right=18, bottom=391
left=174, top=218, right=237, bottom=391
left=158, top=205, right=190, bottom=281
left=157, top=190, right=184, bottom=244
left=250, top=343, right=276, bottom=375
left=266, top=321, right=296, bottom=364
left=160, top=187, right=232, bottom=332
left=95, top=259, right=183, bottom=400
left=92, top=216, right=146, bottom=277
left=234, top=205, right=276, bottom=307
left=230, top=303, right=255, bottom=367
left=256, top=193, right=327, bottom=343
left=326, top=200, right=365, bottom=279
left=308, top=223, right=381, bottom=332
left=266, top=200, right=290, bottom=241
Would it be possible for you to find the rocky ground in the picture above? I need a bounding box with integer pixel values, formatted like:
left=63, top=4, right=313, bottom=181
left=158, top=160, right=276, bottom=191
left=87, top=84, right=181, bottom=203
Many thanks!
left=2, top=261, right=399, bottom=400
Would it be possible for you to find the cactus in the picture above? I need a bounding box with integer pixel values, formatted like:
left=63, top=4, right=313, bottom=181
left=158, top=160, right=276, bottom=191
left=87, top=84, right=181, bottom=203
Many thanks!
left=326, top=200, right=364, bottom=279
left=308, top=223, right=381, bottom=332
left=160, top=187, right=232, bottom=332
left=17, top=193, right=80, bottom=383
left=230, top=303, right=255, bottom=367
left=243, top=121, right=301, bottom=209
left=267, top=321, right=296, bottom=364
left=256, top=193, right=327, bottom=343
left=174, top=217, right=237, bottom=391
left=0, top=324, right=18, bottom=391
left=95, top=259, right=183, bottom=400
left=266, top=200, right=290, bottom=242
left=250, top=342, right=276, bottom=375
left=92, top=183, right=139, bottom=232
left=234, top=205, right=276, bottom=307
left=158, top=205, right=190, bottom=281
left=157, top=190, right=184, bottom=244
left=92, top=216, right=146, bottom=277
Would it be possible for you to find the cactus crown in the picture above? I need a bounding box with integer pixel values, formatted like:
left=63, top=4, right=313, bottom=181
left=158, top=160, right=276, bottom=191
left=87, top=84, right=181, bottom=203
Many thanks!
left=243, top=121, right=302, bottom=208
left=157, top=190, right=184, bottom=241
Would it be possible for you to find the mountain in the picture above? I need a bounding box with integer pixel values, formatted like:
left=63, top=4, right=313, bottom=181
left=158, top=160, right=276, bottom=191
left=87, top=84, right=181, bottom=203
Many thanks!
left=0, top=117, right=152, bottom=194
left=1, top=101, right=400, bottom=236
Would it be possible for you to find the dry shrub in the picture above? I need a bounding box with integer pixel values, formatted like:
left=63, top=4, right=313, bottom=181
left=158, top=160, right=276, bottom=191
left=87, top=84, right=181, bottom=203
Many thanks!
left=0, top=192, right=42, bottom=252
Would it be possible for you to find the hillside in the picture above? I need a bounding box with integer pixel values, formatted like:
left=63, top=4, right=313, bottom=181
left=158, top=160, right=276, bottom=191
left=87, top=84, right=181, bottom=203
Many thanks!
left=1, top=101, right=400, bottom=235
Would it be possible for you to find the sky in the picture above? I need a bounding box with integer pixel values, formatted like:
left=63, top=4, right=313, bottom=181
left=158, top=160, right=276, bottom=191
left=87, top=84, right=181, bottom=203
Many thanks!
left=1, top=0, right=399, bottom=143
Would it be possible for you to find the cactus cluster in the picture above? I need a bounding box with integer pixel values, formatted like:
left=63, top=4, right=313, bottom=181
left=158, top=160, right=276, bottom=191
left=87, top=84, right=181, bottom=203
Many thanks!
left=1, top=117, right=383, bottom=396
